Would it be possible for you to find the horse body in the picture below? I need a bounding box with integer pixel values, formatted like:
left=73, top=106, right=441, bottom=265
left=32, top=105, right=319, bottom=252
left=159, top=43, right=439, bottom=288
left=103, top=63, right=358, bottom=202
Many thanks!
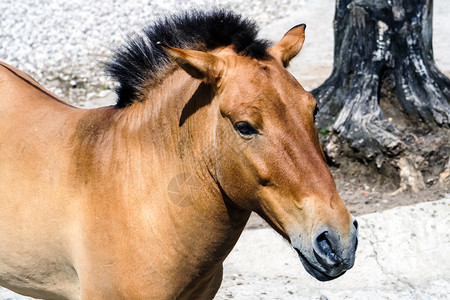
left=0, top=62, right=247, bottom=299
left=0, top=11, right=358, bottom=299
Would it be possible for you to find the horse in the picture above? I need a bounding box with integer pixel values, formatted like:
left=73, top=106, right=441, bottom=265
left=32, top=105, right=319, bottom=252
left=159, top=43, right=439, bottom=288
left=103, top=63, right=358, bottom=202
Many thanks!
left=0, top=10, right=358, bottom=300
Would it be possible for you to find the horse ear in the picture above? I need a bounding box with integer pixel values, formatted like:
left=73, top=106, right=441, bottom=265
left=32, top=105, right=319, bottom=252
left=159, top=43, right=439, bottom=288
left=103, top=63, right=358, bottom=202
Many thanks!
left=162, top=46, right=224, bottom=83
left=269, top=24, right=306, bottom=67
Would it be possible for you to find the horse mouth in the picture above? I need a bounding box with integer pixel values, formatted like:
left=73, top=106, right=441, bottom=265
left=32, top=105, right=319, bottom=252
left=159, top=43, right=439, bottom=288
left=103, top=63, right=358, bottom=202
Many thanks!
left=294, top=248, right=345, bottom=282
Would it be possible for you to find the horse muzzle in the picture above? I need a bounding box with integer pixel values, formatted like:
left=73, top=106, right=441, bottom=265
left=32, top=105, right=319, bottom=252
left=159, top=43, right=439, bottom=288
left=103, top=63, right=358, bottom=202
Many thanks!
left=292, top=219, right=359, bottom=281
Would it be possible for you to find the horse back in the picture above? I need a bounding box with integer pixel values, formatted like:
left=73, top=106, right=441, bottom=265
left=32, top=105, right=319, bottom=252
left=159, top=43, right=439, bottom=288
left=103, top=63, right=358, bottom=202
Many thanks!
left=0, top=60, right=80, bottom=187
left=0, top=61, right=73, bottom=111
left=0, top=60, right=80, bottom=174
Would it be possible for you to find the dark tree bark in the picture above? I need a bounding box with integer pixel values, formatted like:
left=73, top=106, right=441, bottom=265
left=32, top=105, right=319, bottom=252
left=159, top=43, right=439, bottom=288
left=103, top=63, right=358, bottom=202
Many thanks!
left=313, top=0, right=450, bottom=191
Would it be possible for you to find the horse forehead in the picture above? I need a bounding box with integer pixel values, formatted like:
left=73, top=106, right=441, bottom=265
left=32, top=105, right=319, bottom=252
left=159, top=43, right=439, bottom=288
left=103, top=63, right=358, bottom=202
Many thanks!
left=226, top=62, right=287, bottom=96
left=221, top=57, right=315, bottom=121
left=234, top=60, right=308, bottom=101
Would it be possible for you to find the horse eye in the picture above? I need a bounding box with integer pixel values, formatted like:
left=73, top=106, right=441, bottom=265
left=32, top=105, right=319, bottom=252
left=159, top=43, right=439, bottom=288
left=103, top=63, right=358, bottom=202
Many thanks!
left=234, top=121, right=258, bottom=136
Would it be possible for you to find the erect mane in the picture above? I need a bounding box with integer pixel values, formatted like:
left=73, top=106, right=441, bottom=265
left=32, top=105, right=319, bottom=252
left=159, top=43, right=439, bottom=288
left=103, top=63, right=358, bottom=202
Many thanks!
left=106, top=10, right=271, bottom=108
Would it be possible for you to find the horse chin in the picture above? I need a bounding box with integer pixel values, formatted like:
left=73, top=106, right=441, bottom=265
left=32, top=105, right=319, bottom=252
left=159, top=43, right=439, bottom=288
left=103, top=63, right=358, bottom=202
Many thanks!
left=294, top=248, right=344, bottom=282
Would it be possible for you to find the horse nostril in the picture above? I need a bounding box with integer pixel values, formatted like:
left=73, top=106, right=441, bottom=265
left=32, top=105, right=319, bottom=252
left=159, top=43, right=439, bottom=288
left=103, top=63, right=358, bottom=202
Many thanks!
left=353, top=219, right=358, bottom=230
left=317, top=232, right=331, bottom=252
left=316, top=232, right=339, bottom=264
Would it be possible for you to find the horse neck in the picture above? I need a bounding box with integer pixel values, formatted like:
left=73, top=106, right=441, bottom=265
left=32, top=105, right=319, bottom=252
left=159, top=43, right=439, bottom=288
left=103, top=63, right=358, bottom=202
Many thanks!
left=124, top=68, right=219, bottom=182
left=113, top=68, right=251, bottom=270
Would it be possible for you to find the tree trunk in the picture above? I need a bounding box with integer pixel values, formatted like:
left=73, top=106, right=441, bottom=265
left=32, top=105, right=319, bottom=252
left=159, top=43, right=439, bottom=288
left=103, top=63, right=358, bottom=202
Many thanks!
left=313, top=0, right=450, bottom=191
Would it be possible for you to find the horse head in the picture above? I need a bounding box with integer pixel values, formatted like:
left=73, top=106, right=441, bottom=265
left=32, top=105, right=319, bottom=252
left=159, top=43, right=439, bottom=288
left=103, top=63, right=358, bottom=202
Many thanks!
left=164, top=25, right=358, bottom=281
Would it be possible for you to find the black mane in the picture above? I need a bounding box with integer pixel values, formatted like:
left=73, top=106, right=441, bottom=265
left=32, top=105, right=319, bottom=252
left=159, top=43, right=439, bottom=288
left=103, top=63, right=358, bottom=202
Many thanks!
left=106, top=10, right=271, bottom=107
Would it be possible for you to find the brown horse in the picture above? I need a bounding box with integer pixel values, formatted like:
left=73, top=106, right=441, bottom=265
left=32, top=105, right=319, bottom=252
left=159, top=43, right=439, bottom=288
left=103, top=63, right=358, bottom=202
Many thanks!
left=0, top=10, right=357, bottom=300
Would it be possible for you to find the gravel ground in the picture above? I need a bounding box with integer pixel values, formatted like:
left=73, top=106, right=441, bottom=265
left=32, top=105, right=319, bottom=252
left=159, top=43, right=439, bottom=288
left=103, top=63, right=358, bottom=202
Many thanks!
left=0, top=0, right=304, bottom=107
left=1, top=0, right=449, bottom=299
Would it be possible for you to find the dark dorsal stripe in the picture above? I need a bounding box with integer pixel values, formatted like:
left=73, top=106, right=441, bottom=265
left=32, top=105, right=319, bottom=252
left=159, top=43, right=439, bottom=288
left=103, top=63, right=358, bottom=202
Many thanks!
left=106, top=10, right=271, bottom=108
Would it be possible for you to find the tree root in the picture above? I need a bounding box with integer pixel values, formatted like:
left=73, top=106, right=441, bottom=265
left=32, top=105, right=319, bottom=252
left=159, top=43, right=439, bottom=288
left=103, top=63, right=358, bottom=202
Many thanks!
left=312, top=0, right=450, bottom=191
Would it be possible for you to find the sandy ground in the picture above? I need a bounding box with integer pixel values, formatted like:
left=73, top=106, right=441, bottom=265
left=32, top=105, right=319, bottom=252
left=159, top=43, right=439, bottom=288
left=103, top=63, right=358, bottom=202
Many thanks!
left=0, top=0, right=449, bottom=299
